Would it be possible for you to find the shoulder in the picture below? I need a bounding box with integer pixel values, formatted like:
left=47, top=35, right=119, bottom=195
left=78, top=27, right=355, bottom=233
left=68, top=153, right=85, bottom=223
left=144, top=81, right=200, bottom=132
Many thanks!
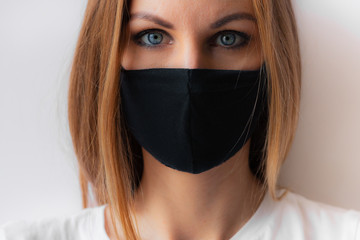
left=0, top=205, right=108, bottom=240
left=269, top=189, right=360, bottom=240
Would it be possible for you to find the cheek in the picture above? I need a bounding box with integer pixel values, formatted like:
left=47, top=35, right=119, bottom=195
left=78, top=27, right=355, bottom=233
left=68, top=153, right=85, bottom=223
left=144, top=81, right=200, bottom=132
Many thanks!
left=122, top=44, right=153, bottom=70
left=241, top=40, right=263, bottom=69
left=121, top=42, right=137, bottom=69
left=247, top=36, right=264, bottom=67
left=122, top=40, right=175, bottom=69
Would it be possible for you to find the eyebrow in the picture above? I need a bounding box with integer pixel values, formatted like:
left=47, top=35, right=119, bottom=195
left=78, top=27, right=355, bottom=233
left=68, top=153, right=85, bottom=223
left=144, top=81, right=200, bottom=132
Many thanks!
left=129, top=12, right=256, bottom=30
left=210, top=13, right=256, bottom=29
left=130, top=12, right=174, bottom=29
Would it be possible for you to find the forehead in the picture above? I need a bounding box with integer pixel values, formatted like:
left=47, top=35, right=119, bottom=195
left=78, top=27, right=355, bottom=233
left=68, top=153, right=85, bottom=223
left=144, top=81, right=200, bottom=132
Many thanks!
left=128, top=0, right=255, bottom=27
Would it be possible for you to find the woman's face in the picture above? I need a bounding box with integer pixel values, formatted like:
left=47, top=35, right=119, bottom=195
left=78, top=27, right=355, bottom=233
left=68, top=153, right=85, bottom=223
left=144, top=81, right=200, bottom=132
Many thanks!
left=122, top=0, right=263, bottom=70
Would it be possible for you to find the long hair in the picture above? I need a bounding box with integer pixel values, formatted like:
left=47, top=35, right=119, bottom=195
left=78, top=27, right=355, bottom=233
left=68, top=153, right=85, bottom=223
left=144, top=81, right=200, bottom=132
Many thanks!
left=68, top=0, right=301, bottom=239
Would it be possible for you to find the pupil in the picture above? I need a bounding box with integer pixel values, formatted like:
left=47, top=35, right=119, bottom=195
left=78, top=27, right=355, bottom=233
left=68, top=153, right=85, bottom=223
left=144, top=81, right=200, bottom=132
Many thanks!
left=148, top=33, right=162, bottom=44
left=221, top=34, right=235, bottom=45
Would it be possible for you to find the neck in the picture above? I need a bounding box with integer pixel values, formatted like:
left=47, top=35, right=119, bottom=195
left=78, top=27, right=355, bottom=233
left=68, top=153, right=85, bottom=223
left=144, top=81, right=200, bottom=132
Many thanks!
left=132, top=141, right=266, bottom=240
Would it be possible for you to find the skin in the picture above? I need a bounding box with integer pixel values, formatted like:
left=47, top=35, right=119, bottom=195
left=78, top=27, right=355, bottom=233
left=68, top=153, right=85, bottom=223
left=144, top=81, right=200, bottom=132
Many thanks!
left=105, top=0, right=265, bottom=239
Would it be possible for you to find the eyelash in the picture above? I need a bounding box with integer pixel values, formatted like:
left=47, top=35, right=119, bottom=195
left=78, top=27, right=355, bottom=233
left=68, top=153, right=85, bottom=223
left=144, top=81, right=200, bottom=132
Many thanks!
left=131, top=28, right=251, bottom=50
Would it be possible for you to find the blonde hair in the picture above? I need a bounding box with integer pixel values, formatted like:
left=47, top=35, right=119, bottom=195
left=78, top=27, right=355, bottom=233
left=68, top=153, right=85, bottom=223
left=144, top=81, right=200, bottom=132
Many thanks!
left=68, top=0, right=301, bottom=239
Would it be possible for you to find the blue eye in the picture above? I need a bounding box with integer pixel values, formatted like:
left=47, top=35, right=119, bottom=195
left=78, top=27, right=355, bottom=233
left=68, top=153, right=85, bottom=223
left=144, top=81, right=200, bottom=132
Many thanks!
left=132, top=29, right=250, bottom=49
left=214, top=31, right=249, bottom=48
left=132, top=29, right=172, bottom=47
left=142, top=32, right=163, bottom=45
left=219, top=33, right=236, bottom=45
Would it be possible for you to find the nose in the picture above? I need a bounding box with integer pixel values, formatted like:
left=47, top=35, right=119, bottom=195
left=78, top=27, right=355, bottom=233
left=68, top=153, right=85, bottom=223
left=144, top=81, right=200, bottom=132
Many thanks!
left=172, top=37, right=211, bottom=69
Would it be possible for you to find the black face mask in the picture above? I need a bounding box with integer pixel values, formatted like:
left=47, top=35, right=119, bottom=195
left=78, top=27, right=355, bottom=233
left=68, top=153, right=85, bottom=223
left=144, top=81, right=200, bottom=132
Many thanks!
left=120, top=65, right=268, bottom=174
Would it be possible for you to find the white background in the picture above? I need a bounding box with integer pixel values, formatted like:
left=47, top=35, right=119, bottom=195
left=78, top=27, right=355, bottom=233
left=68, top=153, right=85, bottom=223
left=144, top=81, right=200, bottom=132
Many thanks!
left=0, top=0, right=359, bottom=225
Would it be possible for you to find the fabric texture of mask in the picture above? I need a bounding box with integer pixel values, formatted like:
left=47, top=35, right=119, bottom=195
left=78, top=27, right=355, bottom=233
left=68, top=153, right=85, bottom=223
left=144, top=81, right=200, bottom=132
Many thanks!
left=120, top=65, right=268, bottom=174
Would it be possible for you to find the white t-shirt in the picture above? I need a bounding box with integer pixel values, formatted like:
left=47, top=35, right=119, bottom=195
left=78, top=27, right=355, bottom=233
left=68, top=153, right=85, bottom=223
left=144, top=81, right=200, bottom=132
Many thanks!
left=1, top=190, right=359, bottom=240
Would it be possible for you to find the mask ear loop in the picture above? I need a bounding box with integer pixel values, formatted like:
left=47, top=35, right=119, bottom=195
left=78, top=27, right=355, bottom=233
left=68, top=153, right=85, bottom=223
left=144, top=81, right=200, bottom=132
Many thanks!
left=225, top=70, right=263, bottom=158
left=220, top=70, right=263, bottom=180
left=248, top=65, right=268, bottom=183
left=234, top=70, right=242, bottom=89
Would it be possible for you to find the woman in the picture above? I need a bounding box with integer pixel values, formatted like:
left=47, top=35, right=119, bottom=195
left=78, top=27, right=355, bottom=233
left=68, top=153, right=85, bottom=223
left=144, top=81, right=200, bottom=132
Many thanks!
left=1, top=0, right=359, bottom=239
